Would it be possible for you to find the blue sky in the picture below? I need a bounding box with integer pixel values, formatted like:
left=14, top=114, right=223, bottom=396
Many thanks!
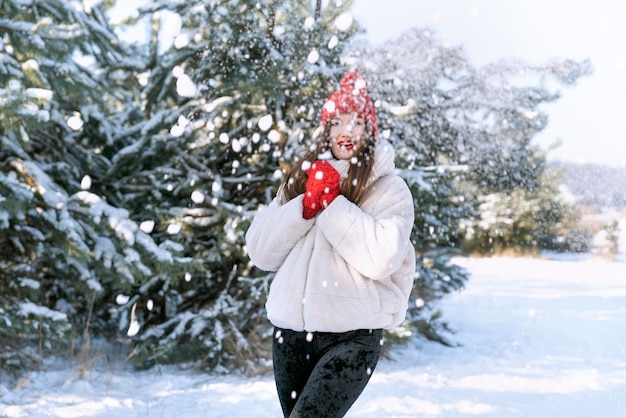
left=352, top=0, right=626, bottom=166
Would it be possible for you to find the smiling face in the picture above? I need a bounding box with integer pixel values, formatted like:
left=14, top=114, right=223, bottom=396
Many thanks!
left=328, top=113, right=366, bottom=160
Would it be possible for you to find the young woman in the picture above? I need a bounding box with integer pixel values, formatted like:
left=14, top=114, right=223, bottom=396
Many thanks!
left=245, top=71, right=416, bottom=417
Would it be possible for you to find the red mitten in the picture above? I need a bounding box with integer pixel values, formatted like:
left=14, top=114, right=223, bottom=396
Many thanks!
left=302, top=188, right=322, bottom=220
left=319, top=174, right=340, bottom=209
left=302, top=160, right=340, bottom=219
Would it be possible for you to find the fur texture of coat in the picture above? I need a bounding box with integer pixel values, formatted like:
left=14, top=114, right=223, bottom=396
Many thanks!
left=245, top=141, right=415, bottom=332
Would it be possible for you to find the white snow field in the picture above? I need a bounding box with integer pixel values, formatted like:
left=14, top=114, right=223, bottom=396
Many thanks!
left=1, top=255, right=625, bottom=417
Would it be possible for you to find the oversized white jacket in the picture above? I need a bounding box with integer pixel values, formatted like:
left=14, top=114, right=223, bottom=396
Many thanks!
left=245, top=141, right=416, bottom=332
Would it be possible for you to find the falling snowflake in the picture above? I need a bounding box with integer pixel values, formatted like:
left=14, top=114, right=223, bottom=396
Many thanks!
left=307, top=49, right=320, bottom=64
left=258, top=114, right=273, bottom=131
left=334, top=12, right=353, bottom=31
left=80, top=175, right=92, bottom=190
left=140, top=220, right=155, bottom=234
left=191, top=190, right=205, bottom=203
left=67, top=114, right=83, bottom=131
left=115, top=294, right=130, bottom=305
left=268, top=130, right=280, bottom=143
left=328, top=35, right=339, bottom=49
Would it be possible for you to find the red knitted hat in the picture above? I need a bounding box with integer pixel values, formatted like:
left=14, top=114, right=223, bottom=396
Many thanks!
left=320, top=71, right=378, bottom=139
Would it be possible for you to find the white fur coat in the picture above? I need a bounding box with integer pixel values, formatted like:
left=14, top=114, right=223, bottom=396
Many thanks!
left=245, top=141, right=416, bottom=332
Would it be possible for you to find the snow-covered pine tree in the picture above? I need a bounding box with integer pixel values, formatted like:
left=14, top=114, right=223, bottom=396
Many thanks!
left=353, top=28, right=591, bottom=339
left=459, top=180, right=576, bottom=255
left=445, top=54, right=592, bottom=255
left=353, top=29, right=475, bottom=343
left=0, top=0, right=197, bottom=382
left=105, top=0, right=362, bottom=371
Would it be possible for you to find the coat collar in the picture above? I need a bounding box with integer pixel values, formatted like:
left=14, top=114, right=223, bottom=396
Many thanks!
left=327, top=140, right=395, bottom=187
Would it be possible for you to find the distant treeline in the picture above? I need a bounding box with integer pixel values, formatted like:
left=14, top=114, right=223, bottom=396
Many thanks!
left=552, top=162, right=626, bottom=210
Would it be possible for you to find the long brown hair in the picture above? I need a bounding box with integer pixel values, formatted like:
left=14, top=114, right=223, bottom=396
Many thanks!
left=279, top=123, right=376, bottom=206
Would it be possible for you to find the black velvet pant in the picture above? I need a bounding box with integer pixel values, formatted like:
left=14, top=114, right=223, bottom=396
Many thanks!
left=272, top=327, right=383, bottom=418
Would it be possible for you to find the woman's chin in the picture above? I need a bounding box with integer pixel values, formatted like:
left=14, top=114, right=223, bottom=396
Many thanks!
left=332, top=147, right=356, bottom=160
left=335, top=152, right=354, bottom=161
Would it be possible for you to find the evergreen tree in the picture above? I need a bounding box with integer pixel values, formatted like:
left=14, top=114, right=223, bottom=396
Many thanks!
left=0, top=0, right=195, bottom=382
left=460, top=180, right=574, bottom=255
left=602, top=220, right=620, bottom=258
left=105, top=0, right=363, bottom=371
left=351, top=28, right=590, bottom=339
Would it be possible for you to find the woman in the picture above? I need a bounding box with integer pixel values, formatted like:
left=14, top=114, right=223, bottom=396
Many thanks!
left=245, top=71, right=416, bottom=417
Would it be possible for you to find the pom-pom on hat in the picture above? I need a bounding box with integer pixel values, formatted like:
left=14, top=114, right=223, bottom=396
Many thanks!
left=320, top=71, right=378, bottom=140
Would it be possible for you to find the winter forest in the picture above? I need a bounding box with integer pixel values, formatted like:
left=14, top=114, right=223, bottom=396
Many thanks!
left=2, top=0, right=616, bottom=397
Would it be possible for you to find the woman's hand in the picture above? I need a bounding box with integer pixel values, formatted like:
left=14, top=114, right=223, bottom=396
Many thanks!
left=302, top=160, right=341, bottom=219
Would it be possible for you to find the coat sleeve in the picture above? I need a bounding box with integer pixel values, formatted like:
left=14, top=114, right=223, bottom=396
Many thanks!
left=316, top=175, right=414, bottom=280
left=245, top=194, right=315, bottom=272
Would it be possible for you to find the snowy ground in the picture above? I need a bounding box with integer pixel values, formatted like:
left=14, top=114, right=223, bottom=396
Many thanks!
left=2, top=255, right=626, bottom=418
